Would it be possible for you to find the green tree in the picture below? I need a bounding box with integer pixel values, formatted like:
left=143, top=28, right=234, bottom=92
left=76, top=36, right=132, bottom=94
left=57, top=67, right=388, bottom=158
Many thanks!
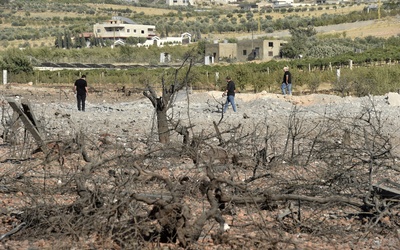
left=55, top=34, right=63, bottom=48
left=1, top=48, right=33, bottom=74
left=196, top=39, right=208, bottom=57
left=281, top=26, right=317, bottom=58
left=73, top=33, right=81, bottom=48
left=63, top=31, right=73, bottom=49
left=0, top=0, right=10, bottom=5
left=80, top=36, right=86, bottom=48
left=251, top=71, right=269, bottom=93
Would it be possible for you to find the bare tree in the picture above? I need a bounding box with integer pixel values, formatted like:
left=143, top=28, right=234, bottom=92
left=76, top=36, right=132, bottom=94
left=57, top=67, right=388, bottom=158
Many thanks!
left=3, top=87, right=400, bottom=248
left=143, top=52, right=195, bottom=144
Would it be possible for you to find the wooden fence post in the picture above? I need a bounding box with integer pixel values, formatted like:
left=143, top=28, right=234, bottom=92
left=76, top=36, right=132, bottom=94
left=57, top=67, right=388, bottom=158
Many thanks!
left=6, top=98, right=48, bottom=154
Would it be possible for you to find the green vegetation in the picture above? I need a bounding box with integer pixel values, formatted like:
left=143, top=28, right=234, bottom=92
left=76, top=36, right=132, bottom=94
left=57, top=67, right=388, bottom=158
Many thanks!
left=2, top=43, right=400, bottom=98
left=1, top=0, right=400, bottom=97
left=280, top=25, right=400, bottom=60
left=0, top=48, right=33, bottom=74
left=0, top=0, right=399, bottom=48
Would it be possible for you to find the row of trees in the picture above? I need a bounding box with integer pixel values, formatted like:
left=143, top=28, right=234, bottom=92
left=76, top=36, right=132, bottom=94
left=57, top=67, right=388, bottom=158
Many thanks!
left=1, top=0, right=399, bottom=46
left=54, top=33, right=149, bottom=49
left=4, top=27, right=397, bottom=64
left=6, top=26, right=396, bottom=65
left=2, top=48, right=400, bottom=97
left=281, top=27, right=400, bottom=59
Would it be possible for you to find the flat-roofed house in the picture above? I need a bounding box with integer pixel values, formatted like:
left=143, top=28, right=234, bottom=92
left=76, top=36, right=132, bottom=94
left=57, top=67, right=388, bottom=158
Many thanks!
left=205, top=39, right=287, bottom=64
left=205, top=42, right=237, bottom=64
left=93, top=16, right=156, bottom=41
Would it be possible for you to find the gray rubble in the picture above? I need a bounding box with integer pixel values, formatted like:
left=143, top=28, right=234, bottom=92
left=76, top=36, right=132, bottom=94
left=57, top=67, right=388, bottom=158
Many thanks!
left=2, top=89, right=400, bottom=155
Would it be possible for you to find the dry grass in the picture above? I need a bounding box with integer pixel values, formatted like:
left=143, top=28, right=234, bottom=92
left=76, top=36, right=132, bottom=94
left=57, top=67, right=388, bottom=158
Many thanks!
left=260, top=4, right=366, bottom=19
left=339, top=16, right=400, bottom=39
left=13, top=11, right=83, bottom=19
left=86, top=3, right=178, bottom=15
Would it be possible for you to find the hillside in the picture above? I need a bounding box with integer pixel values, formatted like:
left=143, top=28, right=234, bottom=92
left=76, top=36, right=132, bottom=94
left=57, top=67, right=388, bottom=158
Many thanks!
left=226, top=16, right=400, bottom=40
left=1, top=2, right=398, bottom=50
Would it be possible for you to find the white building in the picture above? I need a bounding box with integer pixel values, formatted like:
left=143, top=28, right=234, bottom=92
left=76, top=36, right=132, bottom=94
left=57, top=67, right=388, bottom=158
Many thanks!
left=137, top=33, right=192, bottom=47
left=273, top=0, right=294, bottom=7
left=93, top=17, right=192, bottom=48
left=93, top=16, right=156, bottom=41
left=165, top=0, right=195, bottom=6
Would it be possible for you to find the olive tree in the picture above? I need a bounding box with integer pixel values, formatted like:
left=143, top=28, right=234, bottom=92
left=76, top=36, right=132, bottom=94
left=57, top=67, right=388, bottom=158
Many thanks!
left=143, top=50, right=196, bottom=144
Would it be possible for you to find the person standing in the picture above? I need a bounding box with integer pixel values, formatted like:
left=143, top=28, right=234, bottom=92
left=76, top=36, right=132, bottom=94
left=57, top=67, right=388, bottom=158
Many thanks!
left=74, top=75, right=88, bottom=111
left=281, top=66, right=292, bottom=95
left=222, top=76, right=237, bottom=113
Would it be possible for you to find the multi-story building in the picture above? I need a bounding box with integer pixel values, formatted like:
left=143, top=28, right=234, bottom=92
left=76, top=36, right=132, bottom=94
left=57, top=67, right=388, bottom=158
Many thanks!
left=205, top=39, right=287, bottom=64
left=93, top=16, right=156, bottom=41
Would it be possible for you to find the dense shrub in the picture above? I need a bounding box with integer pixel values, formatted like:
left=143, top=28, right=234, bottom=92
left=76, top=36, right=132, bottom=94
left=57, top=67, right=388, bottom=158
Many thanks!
left=0, top=48, right=33, bottom=74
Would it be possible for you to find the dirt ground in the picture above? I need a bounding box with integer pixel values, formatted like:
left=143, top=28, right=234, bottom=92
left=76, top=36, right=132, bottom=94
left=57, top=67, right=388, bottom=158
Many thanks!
left=1, top=84, right=400, bottom=249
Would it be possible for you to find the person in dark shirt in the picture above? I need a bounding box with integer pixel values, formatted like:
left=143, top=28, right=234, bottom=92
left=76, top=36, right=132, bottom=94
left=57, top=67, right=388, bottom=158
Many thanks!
left=222, top=76, right=237, bottom=113
left=74, top=75, right=88, bottom=111
left=281, top=66, right=292, bottom=95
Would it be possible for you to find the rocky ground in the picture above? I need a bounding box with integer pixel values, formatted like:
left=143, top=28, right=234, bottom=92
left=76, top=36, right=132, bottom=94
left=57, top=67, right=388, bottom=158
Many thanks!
left=2, top=84, right=400, bottom=249
left=2, top=84, right=400, bottom=150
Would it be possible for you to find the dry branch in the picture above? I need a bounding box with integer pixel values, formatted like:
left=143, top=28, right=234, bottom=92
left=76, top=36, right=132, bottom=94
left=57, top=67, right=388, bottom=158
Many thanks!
left=0, top=222, right=26, bottom=241
left=228, top=193, right=364, bottom=208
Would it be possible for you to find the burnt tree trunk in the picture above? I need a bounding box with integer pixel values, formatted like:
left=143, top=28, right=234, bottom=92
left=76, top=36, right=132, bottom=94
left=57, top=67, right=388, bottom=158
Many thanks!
left=156, top=98, right=170, bottom=144
left=143, top=56, right=194, bottom=144
left=143, top=84, right=172, bottom=144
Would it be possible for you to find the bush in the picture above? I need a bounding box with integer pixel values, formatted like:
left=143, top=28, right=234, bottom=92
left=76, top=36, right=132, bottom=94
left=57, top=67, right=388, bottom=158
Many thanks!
left=1, top=48, right=33, bottom=74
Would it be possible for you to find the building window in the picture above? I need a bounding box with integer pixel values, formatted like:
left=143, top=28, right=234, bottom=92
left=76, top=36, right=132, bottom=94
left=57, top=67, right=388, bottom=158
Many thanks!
left=97, top=29, right=101, bottom=33
left=243, top=50, right=247, bottom=55
left=268, top=51, right=273, bottom=57
left=141, top=30, right=145, bottom=34
left=134, top=29, right=136, bottom=33
left=269, top=42, right=273, bottom=47
left=173, top=0, right=177, bottom=2
left=127, top=29, right=130, bottom=33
